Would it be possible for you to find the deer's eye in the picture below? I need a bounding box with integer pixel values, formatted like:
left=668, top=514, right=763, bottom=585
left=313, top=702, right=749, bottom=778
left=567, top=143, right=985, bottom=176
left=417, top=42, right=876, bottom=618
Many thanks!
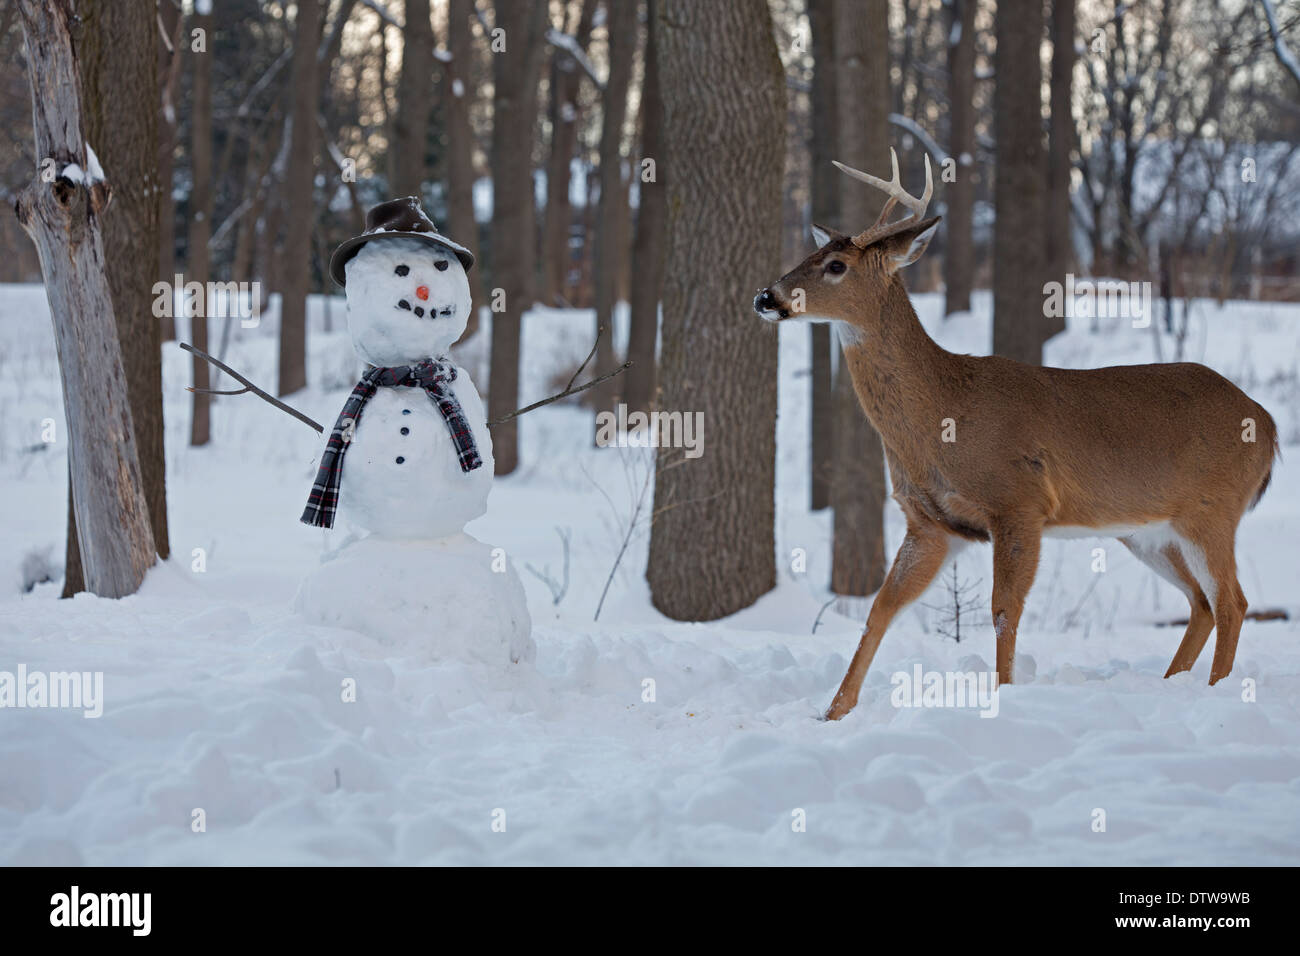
left=395, top=264, right=410, bottom=276
left=826, top=260, right=846, bottom=275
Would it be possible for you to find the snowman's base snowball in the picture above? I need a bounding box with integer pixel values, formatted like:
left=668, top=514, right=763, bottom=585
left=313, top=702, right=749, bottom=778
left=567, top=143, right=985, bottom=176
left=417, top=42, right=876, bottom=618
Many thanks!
left=294, top=533, right=534, bottom=666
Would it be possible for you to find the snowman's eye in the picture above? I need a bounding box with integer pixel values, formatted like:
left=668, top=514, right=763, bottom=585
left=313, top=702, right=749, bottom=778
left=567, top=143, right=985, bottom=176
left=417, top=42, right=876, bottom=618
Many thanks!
left=394, top=264, right=410, bottom=277
left=435, top=260, right=449, bottom=272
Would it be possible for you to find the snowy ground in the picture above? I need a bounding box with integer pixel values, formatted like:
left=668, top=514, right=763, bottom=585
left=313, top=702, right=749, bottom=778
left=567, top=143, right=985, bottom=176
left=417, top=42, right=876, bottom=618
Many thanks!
left=1, top=285, right=1298, bottom=865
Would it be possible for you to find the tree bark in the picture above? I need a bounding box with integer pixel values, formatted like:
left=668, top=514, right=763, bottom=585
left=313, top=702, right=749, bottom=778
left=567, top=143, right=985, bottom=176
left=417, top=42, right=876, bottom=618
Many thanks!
left=76, top=0, right=170, bottom=569
left=15, top=0, right=155, bottom=598
left=831, top=0, right=890, bottom=597
left=808, top=0, right=837, bottom=512
left=591, top=0, right=638, bottom=417
left=1045, top=0, right=1075, bottom=336
left=278, top=0, right=322, bottom=397
left=156, top=0, right=183, bottom=343
left=944, top=0, right=977, bottom=316
left=992, top=0, right=1048, bottom=364
left=646, top=0, right=785, bottom=621
left=486, top=0, right=549, bottom=475
left=542, top=0, right=596, bottom=307
left=624, top=0, right=665, bottom=415
left=188, top=6, right=214, bottom=445
left=392, top=0, right=434, bottom=197
left=445, top=0, right=486, bottom=330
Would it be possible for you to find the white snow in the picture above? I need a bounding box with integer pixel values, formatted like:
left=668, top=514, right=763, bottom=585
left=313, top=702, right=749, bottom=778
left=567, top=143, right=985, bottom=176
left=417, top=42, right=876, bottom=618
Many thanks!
left=0, top=284, right=1298, bottom=864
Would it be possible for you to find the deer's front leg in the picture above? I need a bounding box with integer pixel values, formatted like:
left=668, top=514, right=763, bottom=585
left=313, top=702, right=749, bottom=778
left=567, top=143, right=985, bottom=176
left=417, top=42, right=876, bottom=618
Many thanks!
left=989, top=520, right=1043, bottom=686
left=825, top=521, right=950, bottom=720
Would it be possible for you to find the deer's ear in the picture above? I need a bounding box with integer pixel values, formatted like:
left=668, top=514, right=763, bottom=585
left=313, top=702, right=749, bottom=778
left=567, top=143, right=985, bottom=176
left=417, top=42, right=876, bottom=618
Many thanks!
left=882, top=216, right=941, bottom=272
left=811, top=223, right=843, bottom=248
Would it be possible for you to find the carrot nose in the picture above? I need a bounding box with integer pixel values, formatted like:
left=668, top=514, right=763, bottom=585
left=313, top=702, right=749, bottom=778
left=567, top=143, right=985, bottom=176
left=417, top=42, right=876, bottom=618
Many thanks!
left=415, top=285, right=430, bottom=301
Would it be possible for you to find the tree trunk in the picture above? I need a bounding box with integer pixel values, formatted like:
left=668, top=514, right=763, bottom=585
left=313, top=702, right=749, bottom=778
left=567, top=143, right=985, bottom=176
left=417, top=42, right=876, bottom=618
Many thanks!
left=278, top=0, right=322, bottom=396
left=591, top=0, right=638, bottom=418
left=992, top=0, right=1048, bottom=365
left=944, top=0, right=977, bottom=316
left=624, top=0, right=665, bottom=415
left=76, top=0, right=170, bottom=569
left=542, top=0, right=596, bottom=307
left=156, top=0, right=183, bottom=343
left=15, top=0, right=155, bottom=598
left=646, top=0, right=785, bottom=621
left=1045, top=0, right=1075, bottom=337
left=392, top=0, right=433, bottom=198
left=831, top=0, right=890, bottom=597
left=60, top=470, right=83, bottom=597
left=188, top=6, right=214, bottom=445
left=445, top=0, right=486, bottom=330
left=808, top=0, right=837, bottom=512
left=486, top=0, right=549, bottom=475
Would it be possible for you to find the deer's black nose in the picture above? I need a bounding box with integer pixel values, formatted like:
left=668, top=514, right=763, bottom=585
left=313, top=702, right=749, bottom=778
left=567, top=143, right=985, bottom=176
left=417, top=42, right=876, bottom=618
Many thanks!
left=754, top=289, right=777, bottom=313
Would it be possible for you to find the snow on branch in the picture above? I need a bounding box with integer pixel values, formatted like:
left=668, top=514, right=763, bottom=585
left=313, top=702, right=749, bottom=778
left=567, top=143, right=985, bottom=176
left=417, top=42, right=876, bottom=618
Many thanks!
left=888, top=113, right=950, bottom=164
left=1260, top=0, right=1300, bottom=94
left=361, top=0, right=402, bottom=30
left=545, top=28, right=603, bottom=89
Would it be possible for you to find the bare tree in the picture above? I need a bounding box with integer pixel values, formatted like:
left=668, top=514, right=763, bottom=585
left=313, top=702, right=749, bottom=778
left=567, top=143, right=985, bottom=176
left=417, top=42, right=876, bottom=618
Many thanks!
left=646, top=0, right=785, bottom=620
left=188, top=3, right=214, bottom=444
left=591, top=0, right=638, bottom=416
left=944, top=0, right=978, bottom=316
left=66, top=0, right=170, bottom=596
left=14, top=0, right=155, bottom=598
left=541, top=0, right=596, bottom=306
left=392, top=0, right=434, bottom=197
left=625, top=0, right=665, bottom=415
left=1045, top=0, right=1076, bottom=331
left=992, top=0, right=1048, bottom=364
left=831, top=0, right=890, bottom=597
left=278, top=0, right=322, bottom=397
left=156, top=0, right=183, bottom=342
left=445, top=0, right=486, bottom=322
left=808, top=0, right=837, bottom=512
left=486, top=0, right=550, bottom=474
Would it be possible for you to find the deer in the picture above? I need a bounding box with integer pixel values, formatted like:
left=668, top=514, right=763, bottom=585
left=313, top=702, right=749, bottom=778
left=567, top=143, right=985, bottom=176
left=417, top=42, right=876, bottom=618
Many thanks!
left=753, top=148, right=1279, bottom=721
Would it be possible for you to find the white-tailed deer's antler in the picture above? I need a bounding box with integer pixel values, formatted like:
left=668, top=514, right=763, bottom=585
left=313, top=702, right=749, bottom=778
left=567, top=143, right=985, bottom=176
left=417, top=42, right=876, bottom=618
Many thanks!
left=832, top=147, right=933, bottom=247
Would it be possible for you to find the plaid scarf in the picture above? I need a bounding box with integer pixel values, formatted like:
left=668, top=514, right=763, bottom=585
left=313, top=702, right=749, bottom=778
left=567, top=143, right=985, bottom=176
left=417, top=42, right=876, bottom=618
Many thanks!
left=301, top=359, right=483, bottom=529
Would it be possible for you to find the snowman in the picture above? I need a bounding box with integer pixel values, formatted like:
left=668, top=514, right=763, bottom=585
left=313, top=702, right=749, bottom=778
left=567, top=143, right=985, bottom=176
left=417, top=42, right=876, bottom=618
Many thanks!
left=293, top=197, right=533, bottom=666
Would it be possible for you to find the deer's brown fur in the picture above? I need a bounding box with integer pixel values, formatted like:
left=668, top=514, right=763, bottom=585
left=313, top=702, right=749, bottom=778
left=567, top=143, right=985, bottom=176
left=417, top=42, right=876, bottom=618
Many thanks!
left=756, top=166, right=1278, bottom=720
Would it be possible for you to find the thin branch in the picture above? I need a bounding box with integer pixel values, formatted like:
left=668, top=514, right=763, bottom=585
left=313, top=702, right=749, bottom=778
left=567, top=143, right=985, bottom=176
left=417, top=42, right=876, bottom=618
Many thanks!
left=567, top=323, right=605, bottom=392
left=182, top=341, right=630, bottom=435
left=179, top=342, right=325, bottom=432
left=488, top=361, right=633, bottom=427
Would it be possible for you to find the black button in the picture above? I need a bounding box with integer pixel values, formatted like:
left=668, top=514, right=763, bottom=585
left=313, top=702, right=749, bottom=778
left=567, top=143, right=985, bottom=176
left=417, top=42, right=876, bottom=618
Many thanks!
left=402, top=409, right=411, bottom=415
left=395, top=456, right=405, bottom=464
left=400, top=427, right=409, bottom=435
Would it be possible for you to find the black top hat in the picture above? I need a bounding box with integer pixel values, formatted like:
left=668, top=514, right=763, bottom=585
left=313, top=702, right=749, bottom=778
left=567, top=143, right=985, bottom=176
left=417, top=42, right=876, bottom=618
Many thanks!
left=328, top=196, right=475, bottom=287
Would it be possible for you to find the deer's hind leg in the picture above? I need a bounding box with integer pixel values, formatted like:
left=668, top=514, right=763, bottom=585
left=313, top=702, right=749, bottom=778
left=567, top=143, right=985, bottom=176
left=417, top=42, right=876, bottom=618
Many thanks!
left=1120, top=531, right=1215, bottom=677
left=825, top=515, right=951, bottom=721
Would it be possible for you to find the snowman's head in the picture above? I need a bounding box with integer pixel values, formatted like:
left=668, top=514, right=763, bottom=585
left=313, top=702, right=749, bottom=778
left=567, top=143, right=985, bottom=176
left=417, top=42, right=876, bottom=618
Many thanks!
left=343, top=236, right=472, bottom=366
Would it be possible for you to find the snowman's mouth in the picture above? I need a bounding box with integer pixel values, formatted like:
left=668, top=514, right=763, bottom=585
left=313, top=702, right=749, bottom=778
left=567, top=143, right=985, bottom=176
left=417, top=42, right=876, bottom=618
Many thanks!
left=396, top=300, right=456, bottom=320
